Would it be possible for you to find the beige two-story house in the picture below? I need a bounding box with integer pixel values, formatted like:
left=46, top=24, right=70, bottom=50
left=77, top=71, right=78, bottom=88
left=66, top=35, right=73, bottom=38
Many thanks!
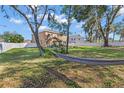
left=32, top=29, right=67, bottom=47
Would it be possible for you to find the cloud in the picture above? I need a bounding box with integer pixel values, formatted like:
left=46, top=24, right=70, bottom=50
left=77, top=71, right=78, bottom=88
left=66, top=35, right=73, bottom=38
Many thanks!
left=37, top=14, right=43, bottom=19
left=60, top=19, right=67, bottom=23
left=37, top=14, right=49, bottom=21
left=54, top=14, right=68, bottom=23
left=71, top=18, right=77, bottom=23
left=54, top=14, right=77, bottom=24
left=26, top=14, right=32, bottom=18
left=26, top=14, right=47, bottom=20
left=118, top=7, right=124, bottom=16
left=38, top=14, right=76, bottom=24
left=10, top=18, right=23, bottom=24
left=75, top=22, right=85, bottom=28
left=38, top=13, right=67, bottom=23
left=39, top=26, right=50, bottom=31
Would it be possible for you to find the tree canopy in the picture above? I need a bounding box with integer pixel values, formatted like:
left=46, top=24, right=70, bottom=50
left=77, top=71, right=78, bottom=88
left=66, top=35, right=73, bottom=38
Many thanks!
left=72, top=5, right=123, bottom=46
left=1, top=31, right=24, bottom=43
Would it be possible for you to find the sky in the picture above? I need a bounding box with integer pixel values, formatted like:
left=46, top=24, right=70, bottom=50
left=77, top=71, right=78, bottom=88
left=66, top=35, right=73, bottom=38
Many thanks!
left=0, top=5, right=123, bottom=40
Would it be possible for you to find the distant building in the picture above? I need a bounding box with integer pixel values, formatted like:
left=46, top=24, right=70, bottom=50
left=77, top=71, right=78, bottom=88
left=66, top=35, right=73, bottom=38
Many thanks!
left=122, top=37, right=124, bottom=41
left=24, top=40, right=31, bottom=43
left=32, top=29, right=67, bottom=47
left=69, top=35, right=84, bottom=46
left=0, top=37, right=4, bottom=42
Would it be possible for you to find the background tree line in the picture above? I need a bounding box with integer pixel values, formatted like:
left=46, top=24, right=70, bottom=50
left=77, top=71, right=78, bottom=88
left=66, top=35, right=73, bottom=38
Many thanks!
left=0, top=31, right=24, bottom=43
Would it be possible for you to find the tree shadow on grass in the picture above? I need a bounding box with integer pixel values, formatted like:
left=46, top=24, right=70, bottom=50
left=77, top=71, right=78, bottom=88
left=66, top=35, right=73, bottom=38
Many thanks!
left=2, top=47, right=123, bottom=88
left=0, top=48, right=40, bottom=64
left=69, top=47, right=124, bottom=59
left=21, top=69, right=56, bottom=88
left=0, top=63, right=53, bottom=88
left=21, top=60, right=81, bottom=88
left=0, top=58, right=81, bottom=88
left=42, top=58, right=124, bottom=87
left=43, top=66, right=81, bottom=88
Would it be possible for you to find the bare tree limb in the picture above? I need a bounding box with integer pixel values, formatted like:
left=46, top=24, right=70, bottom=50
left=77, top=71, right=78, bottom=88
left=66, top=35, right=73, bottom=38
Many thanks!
left=110, top=5, right=121, bottom=24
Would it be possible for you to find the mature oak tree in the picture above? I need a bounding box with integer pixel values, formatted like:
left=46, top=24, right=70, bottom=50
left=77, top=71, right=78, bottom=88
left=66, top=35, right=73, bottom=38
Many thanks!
left=72, top=5, right=122, bottom=46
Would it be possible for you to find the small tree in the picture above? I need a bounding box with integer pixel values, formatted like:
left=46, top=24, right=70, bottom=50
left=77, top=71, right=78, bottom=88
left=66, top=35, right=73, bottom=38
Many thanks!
left=1, top=31, right=24, bottom=43
left=61, top=5, right=73, bottom=53
left=48, top=14, right=67, bottom=53
left=11, top=34, right=24, bottom=43
left=48, top=6, right=73, bottom=54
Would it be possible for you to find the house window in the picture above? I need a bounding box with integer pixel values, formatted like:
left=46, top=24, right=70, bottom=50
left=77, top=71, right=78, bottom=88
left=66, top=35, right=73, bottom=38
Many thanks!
left=79, top=38, right=80, bottom=40
left=74, top=38, right=75, bottom=40
left=71, top=38, right=73, bottom=40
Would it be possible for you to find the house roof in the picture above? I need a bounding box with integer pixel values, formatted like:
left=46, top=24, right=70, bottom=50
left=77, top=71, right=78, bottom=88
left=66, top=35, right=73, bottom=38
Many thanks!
left=39, top=29, right=66, bottom=36
left=39, top=29, right=60, bottom=34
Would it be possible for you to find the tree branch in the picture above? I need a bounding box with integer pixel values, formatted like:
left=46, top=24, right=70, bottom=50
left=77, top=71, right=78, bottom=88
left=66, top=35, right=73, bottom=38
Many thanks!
left=110, top=6, right=121, bottom=24
left=28, top=5, right=35, bottom=14
left=37, top=5, right=48, bottom=29
left=11, top=5, right=35, bottom=34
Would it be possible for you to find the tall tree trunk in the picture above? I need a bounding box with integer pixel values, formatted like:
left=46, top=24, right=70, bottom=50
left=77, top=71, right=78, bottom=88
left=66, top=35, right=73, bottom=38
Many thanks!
left=85, top=30, right=88, bottom=41
left=112, top=31, right=115, bottom=42
left=66, top=25, right=69, bottom=54
left=95, top=31, right=98, bottom=43
left=103, top=26, right=110, bottom=47
left=98, top=36, right=101, bottom=43
left=66, top=6, right=71, bottom=54
left=119, top=35, right=122, bottom=42
left=89, top=30, right=93, bottom=43
left=34, top=6, right=45, bottom=56
left=104, top=37, right=109, bottom=47
left=34, top=33, right=45, bottom=56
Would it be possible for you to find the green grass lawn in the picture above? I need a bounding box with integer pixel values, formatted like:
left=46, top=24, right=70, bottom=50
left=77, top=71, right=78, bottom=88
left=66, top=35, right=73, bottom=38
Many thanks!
left=0, top=47, right=124, bottom=88
left=69, top=46, right=124, bottom=59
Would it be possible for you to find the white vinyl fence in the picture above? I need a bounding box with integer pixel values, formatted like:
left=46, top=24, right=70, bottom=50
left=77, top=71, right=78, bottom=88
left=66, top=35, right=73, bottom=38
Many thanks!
left=0, top=42, right=37, bottom=53
left=1, top=42, right=124, bottom=53
left=69, top=42, right=124, bottom=47
left=109, top=42, right=124, bottom=46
